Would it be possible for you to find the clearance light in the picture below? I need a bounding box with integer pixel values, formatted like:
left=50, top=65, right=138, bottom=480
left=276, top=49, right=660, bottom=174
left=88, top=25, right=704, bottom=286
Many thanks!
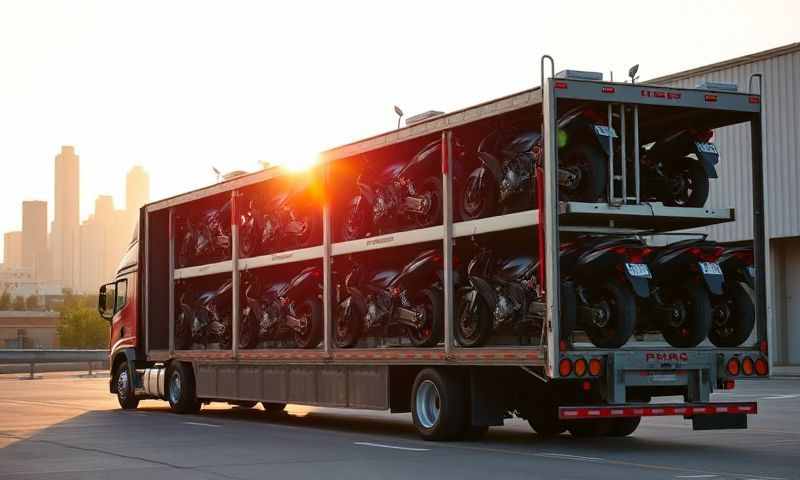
left=582, top=380, right=592, bottom=391
left=589, top=358, right=603, bottom=376
left=559, top=358, right=573, bottom=377
left=749, top=96, right=761, bottom=104
left=574, top=358, right=588, bottom=377
left=704, top=94, right=718, bottom=102
left=559, top=339, right=568, bottom=351
left=554, top=81, right=569, bottom=89
left=722, top=380, right=736, bottom=390
left=742, top=357, right=755, bottom=376
left=601, top=86, right=615, bottom=94
left=726, top=357, right=740, bottom=376
left=755, top=358, right=769, bottom=376
left=760, top=340, right=768, bottom=355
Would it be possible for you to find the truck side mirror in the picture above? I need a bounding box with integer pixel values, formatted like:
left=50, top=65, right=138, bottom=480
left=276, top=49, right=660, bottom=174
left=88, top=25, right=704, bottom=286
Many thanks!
left=98, top=283, right=116, bottom=321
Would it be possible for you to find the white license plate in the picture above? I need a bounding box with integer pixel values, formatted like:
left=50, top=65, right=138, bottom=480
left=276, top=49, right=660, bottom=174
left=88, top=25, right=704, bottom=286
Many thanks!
left=650, top=373, right=678, bottom=383
left=593, top=125, right=618, bottom=138
left=695, top=142, right=718, bottom=155
left=747, top=266, right=756, bottom=278
left=699, top=262, right=723, bottom=275
left=625, top=263, right=652, bottom=278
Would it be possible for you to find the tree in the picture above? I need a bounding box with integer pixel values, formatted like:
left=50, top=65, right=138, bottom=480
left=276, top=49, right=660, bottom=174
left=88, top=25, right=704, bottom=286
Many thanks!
left=11, top=296, right=25, bottom=311
left=57, top=304, right=110, bottom=349
left=0, top=291, right=10, bottom=310
left=25, top=295, right=39, bottom=310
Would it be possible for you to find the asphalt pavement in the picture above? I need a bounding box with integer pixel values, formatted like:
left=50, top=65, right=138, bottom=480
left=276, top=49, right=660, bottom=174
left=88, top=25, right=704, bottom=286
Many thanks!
left=1, top=371, right=799, bottom=480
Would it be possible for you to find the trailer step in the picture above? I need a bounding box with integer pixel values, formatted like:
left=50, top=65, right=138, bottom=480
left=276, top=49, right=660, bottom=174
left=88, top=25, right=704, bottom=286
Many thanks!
left=558, top=402, right=757, bottom=420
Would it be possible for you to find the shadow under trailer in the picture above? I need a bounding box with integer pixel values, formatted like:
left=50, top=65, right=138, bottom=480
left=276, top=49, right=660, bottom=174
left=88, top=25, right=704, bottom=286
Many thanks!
left=99, top=58, right=769, bottom=440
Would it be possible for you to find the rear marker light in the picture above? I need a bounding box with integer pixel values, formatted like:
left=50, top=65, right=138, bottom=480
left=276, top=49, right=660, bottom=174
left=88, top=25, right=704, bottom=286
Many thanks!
left=705, top=94, right=718, bottom=102
left=559, top=358, right=573, bottom=377
left=554, top=81, right=568, bottom=89
left=742, top=357, right=754, bottom=376
left=755, top=358, right=769, bottom=376
left=749, top=96, right=761, bottom=104
left=574, top=358, right=588, bottom=377
left=601, top=86, right=615, bottom=94
left=589, top=358, right=603, bottom=376
left=559, top=339, right=568, bottom=351
left=582, top=380, right=591, bottom=391
left=726, top=357, right=740, bottom=376
left=760, top=340, right=768, bottom=355
left=723, top=380, right=736, bottom=390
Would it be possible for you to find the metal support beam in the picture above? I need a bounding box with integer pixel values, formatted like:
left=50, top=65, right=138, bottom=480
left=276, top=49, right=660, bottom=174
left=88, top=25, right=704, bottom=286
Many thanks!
left=442, top=131, right=454, bottom=355
left=323, top=166, right=333, bottom=356
left=543, top=78, right=561, bottom=378
left=168, top=209, right=175, bottom=355
left=750, top=115, right=768, bottom=355
left=231, top=190, right=240, bottom=357
left=620, top=104, right=627, bottom=203
left=634, top=106, right=640, bottom=203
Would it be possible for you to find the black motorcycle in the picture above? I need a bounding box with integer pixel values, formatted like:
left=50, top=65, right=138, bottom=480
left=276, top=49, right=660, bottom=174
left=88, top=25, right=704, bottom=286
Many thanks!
left=639, top=129, right=719, bottom=207
left=644, top=239, right=722, bottom=347
left=241, top=183, right=320, bottom=257
left=240, top=267, right=323, bottom=349
left=341, top=139, right=459, bottom=240
left=710, top=246, right=755, bottom=347
left=334, top=249, right=445, bottom=347
left=560, top=237, right=651, bottom=348
left=175, top=280, right=232, bottom=349
left=460, top=107, right=612, bottom=220
left=454, top=245, right=576, bottom=347
left=176, top=201, right=232, bottom=268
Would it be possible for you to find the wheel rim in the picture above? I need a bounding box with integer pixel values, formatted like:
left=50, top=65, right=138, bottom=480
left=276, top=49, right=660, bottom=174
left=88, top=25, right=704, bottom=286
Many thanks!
left=169, top=371, right=182, bottom=404
left=561, top=149, right=592, bottom=199
left=117, top=369, right=130, bottom=402
left=463, top=173, right=488, bottom=218
left=293, top=302, right=312, bottom=345
left=457, top=294, right=480, bottom=341
left=413, top=181, right=441, bottom=227
left=416, top=380, right=441, bottom=429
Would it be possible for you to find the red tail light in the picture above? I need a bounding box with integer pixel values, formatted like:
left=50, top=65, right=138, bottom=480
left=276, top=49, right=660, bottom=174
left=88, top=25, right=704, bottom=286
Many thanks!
left=559, top=358, right=573, bottom=377
left=688, top=246, right=725, bottom=262
left=582, top=109, right=605, bottom=124
left=755, top=358, right=769, bottom=376
left=726, top=357, right=740, bottom=376
left=722, top=379, right=736, bottom=390
left=589, top=358, right=603, bottom=376
left=760, top=340, right=769, bottom=355
left=574, top=358, right=588, bottom=377
left=611, top=246, right=653, bottom=264
left=732, top=250, right=754, bottom=265
left=742, top=357, right=755, bottom=376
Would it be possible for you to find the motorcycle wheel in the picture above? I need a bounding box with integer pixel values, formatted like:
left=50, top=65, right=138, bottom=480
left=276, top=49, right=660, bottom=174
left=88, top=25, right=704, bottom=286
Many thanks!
left=334, top=297, right=364, bottom=348
left=459, top=168, right=499, bottom=221
left=293, top=299, right=323, bottom=349
left=559, top=144, right=607, bottom=202
left=454, top=287, right=492, bottom=347
left=660, top=282, right=712, bottom=348
left=582, top=282, right=636, bottom=348
left=709, top=281, right=755, bottom=347
left=663, top=157, right=709, bottom=207
left=410, top=176, right=443, bottom=229
left=342, top=195, right=371, bottom=241
left=239, top=312, right=258, bottom=350
left=407, top=289, right=443, bottom=347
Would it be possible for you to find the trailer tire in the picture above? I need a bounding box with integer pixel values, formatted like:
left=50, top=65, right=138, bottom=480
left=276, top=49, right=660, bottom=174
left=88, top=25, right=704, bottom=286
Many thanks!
left=567, top=419, right=610, bottom=438
left=261, top=402, right=287, bottom=413
left=411, top=368, right=467, bottom=441
left=167, top=362, right=201, bottom=414
left=606, top=417, right=641, bottom=437
left=114, top=362, right=139, bottom=410
left=528, top=408, right=566, bottom=437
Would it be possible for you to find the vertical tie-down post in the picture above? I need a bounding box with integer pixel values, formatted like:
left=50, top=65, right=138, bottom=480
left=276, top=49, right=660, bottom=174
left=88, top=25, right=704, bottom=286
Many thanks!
left=168, top=209, right=175, bottom=354
left=442, top=130, right=454, bottom=355
left=231, top=190, right=240, bottom=357
left=543, top=77, right=561, bottom=377
left=322, top=164, right=333, bottom=357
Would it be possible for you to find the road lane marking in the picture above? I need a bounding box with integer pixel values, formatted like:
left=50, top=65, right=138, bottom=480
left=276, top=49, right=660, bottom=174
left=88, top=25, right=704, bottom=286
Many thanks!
left=539, top=452, right=602, bottom=462
left=675, top=475, right=718, bottom=478
left=183, top=422, right=221, bottom=428
left=761, top=394, right=800, bottom=400
left=354, top=441, right=430, bottom=452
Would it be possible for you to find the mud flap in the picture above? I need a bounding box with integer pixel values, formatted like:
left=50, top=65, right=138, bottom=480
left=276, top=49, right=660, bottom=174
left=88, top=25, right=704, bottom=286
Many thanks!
left=702, top=273, right=725, bottom=296
left=693, top=143, right=720, bottom=179
left=693, top=413, right=747, bottom=430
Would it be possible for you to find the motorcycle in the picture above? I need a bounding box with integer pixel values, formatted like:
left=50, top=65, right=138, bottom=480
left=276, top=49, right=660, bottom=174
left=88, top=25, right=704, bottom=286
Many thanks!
left=334, top=249, right=445, bottom=348
left=240, top=267, right=323, bottom=349
left=240, top=183, right=320, bottom=257
left=341, top=138, right=464, bottom=240
left=176, top=200, right=232, bottom=268
left=639, top=129, right=719, bottom=207
left=454, top=244, right=576, bottom=347
left=710, top=246, right=755, bottom=346
left=175, top=280, right=233, bottom=349
left=460, top=107, right=612, bottom=220
left=560, top=237, right=652, bottom=348
left=643, top=238, right=722, bottom=347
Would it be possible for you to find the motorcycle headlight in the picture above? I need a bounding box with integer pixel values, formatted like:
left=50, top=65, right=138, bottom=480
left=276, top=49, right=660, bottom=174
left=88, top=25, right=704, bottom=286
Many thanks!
left=557, top=129, right=569, bottom=148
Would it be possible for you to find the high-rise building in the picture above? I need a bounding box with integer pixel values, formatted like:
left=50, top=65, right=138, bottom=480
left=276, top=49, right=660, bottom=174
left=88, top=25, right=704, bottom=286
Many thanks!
left=22, top=200, right=48, bottom=280
left=125, top=166, right=150, bottom=234
left=52, top=146, right=80, bottom=291
left=2, top=231, right=22, bottom=269
left=78, top=195, right=131, bottom=292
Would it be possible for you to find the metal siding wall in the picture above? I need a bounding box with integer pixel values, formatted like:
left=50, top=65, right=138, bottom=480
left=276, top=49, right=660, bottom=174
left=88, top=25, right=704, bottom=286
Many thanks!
left=658, top=51, right=800, bottom=242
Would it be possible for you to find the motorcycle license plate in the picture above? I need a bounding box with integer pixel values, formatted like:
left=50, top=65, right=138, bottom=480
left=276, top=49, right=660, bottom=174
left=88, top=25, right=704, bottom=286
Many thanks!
left=593, top=125, right=618, bottom=138
left=625, top=263, right=652, bottom=278
left=695, top=142, right=718, bottom=155
left=699, top=262, right=723, bottom=275
left=747, top=266, right=756, bottom=278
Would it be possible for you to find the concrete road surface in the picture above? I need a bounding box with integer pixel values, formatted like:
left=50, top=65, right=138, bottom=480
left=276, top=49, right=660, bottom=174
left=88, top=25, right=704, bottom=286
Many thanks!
left=1, top=372, right=799, bottom=480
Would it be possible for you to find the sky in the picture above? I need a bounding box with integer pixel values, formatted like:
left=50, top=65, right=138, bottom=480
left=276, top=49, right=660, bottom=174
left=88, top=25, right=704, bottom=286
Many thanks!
left=0, top=0, right=798, bottom=262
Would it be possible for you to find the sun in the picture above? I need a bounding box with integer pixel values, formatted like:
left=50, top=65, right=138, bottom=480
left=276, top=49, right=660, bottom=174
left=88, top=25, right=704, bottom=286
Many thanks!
left=277, top=154, right=321, bottom=173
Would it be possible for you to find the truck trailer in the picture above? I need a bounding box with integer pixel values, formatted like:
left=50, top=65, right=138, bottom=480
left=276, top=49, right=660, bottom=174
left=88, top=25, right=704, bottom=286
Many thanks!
left=99, top=57, right=769, bottom=440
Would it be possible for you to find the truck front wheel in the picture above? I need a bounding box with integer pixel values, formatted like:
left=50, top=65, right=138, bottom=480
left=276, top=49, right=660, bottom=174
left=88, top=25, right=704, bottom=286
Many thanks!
left=115, top=362, right=139, bottom=410
left=167, top=362, right=202, bottom=414
left=411, top=368, right=467, bottom=441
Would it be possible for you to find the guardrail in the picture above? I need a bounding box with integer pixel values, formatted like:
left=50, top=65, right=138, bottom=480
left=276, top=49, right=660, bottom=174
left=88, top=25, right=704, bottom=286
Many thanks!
left=0, top=349, right=108, bottom=379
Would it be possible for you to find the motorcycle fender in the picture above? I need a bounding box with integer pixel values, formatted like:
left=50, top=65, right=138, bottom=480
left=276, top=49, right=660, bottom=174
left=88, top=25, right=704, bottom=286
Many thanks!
left=477, top=151, right=503, bottom=183
left=702, top=272, right=725, bottom=296
left=624, top=273, right=651, bottom=298
left=693, top=144, right=720, bottom=179
left=468, top=275, right=497, bottom=307
left=589, top=124, right=617, bottom=157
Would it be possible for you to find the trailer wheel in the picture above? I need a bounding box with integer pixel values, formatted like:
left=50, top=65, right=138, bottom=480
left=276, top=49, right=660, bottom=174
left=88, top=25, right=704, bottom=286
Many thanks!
left=606, top=417, right=641, bottom=437
left=293, top=299, right=323, bottom=349
left=407, top=289, right=443, bottom=347
left=528, top=406, right=566, bottom=437
left=167, top=362, right=202, bottom=414
left=583, top=282, right=636, bottom=348
left=709, top=281, right=755, bottom=347
left=411, top=368, right=467, bottom=441
left=567, top=419, right=610, bottom=438
left=661, top=282, right=712, bottom=348
left=114, top=362, right=139, bottom=410
left=262, top=402, right=287, bottom=413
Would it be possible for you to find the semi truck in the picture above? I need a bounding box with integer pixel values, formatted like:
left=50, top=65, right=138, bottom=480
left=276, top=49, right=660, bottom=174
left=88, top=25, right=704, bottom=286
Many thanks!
left=99, top=57, right=769, bottom=440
